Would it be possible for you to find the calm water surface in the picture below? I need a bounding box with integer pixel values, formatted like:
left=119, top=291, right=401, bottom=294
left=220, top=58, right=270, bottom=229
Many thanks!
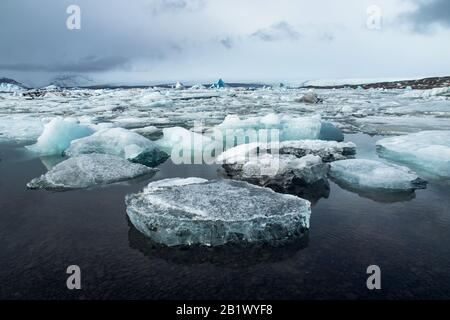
left=0, top=134, right=449, bottom=299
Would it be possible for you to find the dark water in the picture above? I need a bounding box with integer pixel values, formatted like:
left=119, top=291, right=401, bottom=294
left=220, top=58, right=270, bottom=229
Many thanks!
left=1, top=134, right=450, bottom=300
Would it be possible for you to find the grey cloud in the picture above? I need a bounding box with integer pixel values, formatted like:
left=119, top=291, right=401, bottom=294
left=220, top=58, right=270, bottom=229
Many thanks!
left=251, top=21, right=301, bottom=42
left=220, top=37, right=234, bottom=49
left=401, top=0, right=450, bottom=31
left=0, top=56, right=130, bottom=73
left=149, top=0, right=205, bottom=15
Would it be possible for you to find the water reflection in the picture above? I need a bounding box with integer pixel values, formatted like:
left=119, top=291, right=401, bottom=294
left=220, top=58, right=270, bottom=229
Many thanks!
left=330, top=178, right=418, bottom=203
left=128, top=220, right=309, bottom=268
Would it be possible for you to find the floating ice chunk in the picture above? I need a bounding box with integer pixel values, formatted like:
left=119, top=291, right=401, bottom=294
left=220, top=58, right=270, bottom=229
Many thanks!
left=210, top=78, right=226, bottom=88
left=126, top=178, right=311, bottom=247
left=156, top=126, right=218, bottom=156
left=319, top=122, right=344, bottom=141
left=131, top=126, right=160, bottom=139
left=294, top=91, right=322, bottom=104
left=216, top=140, right=355, bottom=164
left=174, top=81, right=185, bottom=90
left=65, top=128, right=168, bottom=167
left=222, top=154, right=330, bottom=201
left=401, top=86, right=450, bottom=99
left=329, top=159, right=426, bottom=191
left=376, top=131, right=450, bottom=177
left=189, top=84, right=206, bottom=90
left=0, top=115, right=45, bottom=143
left=147, top=99, right=173, bottom=108
left=214, top=113, right=323, bottom=142
left=26, top=117, right=94, bottom=155
left=27, top=154, right=156, bottom=190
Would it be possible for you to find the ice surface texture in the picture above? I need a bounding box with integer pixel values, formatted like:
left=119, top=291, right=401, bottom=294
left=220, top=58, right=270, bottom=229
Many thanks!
left=126, top=178, right=311, bottom=247
left=27, top=154, right=156, bottom=190
left=65, top=127, right=168, bottom=167
left=376, top=131, right=450, bottom=178
left=329, top=159, right=426, bottom=191
left=217, top=140, right=356, bottom=164
left=26, top=117, right=94, bottom=155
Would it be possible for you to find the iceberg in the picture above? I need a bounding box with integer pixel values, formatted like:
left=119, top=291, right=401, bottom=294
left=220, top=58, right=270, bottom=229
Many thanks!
left=329, top=159, right=427, bottom=191
left=376, top=131, right=450, bottom=177
left=26, top=117, right=94, bottom=155
left=65, top=127, right=169, bottom=167
left=294, top=91, right=322, bottom=104
left=210, top=78, right=227, bottom=88
left=27, top=154, right=156, bottom=190
left=126, top=178, right=311, bottom=247
left=174, top=81, right=185, bottom=90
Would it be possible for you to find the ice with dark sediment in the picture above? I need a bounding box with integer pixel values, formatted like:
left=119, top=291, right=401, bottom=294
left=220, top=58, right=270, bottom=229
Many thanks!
left=216, top=140, right=356, bottom=164
left=65, top=127, right=169, bottom=167
left=221, top=153, right=330, bottom=202
left=27, top=154, right=156, bottom=190
left=126, top=178, right=311, bottom=247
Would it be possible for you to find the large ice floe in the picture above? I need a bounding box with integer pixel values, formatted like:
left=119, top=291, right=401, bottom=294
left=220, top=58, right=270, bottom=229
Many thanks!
left=126, top=178, right=311, bottom=247
left=26, top=117, right=94, bottom=155
left=27, top=154, right=156, bottom=190
left=376, top=131, right=450, bottom=178
left=65, top=127, right=169, bottom=167
left=329, top=159, right=427, bottom=191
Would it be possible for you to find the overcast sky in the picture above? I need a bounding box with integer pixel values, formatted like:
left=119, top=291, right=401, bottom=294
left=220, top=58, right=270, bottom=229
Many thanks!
left=1, top=0, right=449, bottom=86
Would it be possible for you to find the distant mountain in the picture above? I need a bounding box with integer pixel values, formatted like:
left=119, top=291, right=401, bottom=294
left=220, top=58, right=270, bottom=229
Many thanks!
left=0, top=77, right=26, bottom=86
left=49, top=74, right=94, bottom=88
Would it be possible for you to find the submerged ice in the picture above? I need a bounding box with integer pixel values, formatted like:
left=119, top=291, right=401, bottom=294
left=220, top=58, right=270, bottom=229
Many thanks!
left=126, top=178, right=311, bottom=247
left=27, top=154, right=156, bottom=190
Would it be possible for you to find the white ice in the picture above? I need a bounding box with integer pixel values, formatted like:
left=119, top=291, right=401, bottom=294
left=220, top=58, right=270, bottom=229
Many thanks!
left=329, top=159, right=426, bottom=191
left=376, top=131, right=450, bottom=177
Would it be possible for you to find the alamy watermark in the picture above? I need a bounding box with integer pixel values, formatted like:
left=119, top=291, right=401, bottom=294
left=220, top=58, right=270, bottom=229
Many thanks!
left=66, top=5, right=81, bottom=30
left=366, top=5, right=382, bottom=30
left=168, top=121, right=281, bottom=176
